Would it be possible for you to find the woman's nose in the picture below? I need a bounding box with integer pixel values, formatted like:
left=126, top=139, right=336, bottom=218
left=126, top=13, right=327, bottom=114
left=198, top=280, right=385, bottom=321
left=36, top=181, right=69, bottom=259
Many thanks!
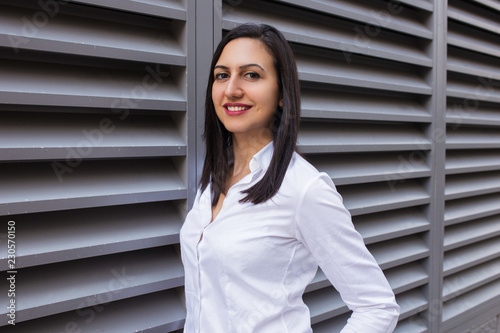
left=224, top=77, right=243, bottom=99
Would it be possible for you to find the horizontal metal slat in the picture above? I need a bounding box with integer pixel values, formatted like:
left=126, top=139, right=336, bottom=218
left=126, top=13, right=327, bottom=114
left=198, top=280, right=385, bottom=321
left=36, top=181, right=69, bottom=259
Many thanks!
left=444, top=215, right=500, bottom=251
left=309, top=151, right=430, bottom=186
left=445, top=170, right=500, bottom=200
left=274, top=0, right=433, bottom=38
left=447, top=73, right=500, bottom=104
left=298, top=122, right=431, bottom=154
left=442, top=279, right=500, bottom=329
left=2, top=289, right=185, bottom=332
left=0, top=159, right=186, bottom=216
left=311, top=312, right=351, bottom=333
left=0, top=202, right=182, bottom=269
left=395, top=288, right=428, bottom=321
left=448, top=21, right=500, bottom=59
left=471, top=0, right=500, bottom=11
left=0, top=58, right=185, bottom=110
left=397, top=0, right=434, bottom=12
left=445, top=193, right=500, bottom=225
left=294, top=49, right=432, bottom=95
left=394, top=317, right=428, bottom=333
left=0, top=112, right=186, bottom=161
left=72, top=0, right=186, bottom=20
left=354, top=207, right=430, bottom=244
left=222, top=0, right=432, bottom=66
left=443, top=258, right=500, bottom=302
left=0, top=4, right=185, bottom=65
left=446, top=149, right=500, bottom=174
left=301, top=87, right=431, bottom=123
left=448, top=0, right=500, bottom=35
left=443, top=236, right=500, bottom=276
left=447, top=47, right=500, bottom=81
left=368, top=235, right=429, bottom=270
left=303, top=287, right=347, bottom=325
left=339, top=180, right=430, bottom=216
left=447, top=100, right=500, bottom=128
left=308, top=261, right=429, bottom=298
left=385, top=262, right=429, bottom=294
left=306, top=268, right=329, bottom=293
left=0, top=247, right=183, bottom=325
left=447, top=127, right=500, bottom=150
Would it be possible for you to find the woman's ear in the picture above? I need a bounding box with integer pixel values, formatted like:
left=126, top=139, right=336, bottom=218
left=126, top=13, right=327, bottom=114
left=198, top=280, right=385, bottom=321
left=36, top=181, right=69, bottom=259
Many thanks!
left=279, top=98, right=283, bottom=108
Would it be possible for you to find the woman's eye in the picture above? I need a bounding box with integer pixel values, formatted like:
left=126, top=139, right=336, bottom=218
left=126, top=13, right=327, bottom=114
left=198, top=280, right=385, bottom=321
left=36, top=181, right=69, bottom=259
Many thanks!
left=215, top=73, right=229, bottom=80
left=245, top=72, right=260, bottom=79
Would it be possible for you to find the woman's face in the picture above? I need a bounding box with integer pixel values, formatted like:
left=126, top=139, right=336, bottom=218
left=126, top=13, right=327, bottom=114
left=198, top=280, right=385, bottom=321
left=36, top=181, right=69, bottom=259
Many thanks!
left=212, top=38, right=282, bottom=139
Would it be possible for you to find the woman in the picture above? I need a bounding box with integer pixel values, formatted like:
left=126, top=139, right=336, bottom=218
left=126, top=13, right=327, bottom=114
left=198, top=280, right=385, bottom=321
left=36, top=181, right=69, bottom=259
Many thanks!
left=180, top=23, right=400, bottom=332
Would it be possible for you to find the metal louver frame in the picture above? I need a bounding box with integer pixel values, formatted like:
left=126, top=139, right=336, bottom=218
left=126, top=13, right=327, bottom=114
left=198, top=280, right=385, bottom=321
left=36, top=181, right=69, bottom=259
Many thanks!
left=0, top=0, right=194, bottom=331
left=0, top=0, right=499, bottom=332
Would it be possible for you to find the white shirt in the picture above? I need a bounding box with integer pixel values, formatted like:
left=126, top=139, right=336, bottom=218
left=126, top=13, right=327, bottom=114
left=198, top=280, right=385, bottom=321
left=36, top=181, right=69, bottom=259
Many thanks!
left=180, top=142, right=400, bottom=332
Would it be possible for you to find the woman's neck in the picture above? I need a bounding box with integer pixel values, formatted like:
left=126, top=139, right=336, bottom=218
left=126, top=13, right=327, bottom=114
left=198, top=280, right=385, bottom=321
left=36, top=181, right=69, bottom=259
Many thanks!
left=230, top=129, right=272, bottom=178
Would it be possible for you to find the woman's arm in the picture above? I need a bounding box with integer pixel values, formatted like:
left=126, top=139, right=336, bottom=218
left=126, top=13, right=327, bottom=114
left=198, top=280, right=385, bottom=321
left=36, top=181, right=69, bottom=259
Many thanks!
left=295, top=173, right=400, bottom=332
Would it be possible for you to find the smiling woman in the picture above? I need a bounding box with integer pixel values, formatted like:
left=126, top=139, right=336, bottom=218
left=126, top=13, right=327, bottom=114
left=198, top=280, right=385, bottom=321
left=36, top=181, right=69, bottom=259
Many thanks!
left=180, top=23, right=400, bottom=333
left=212, top=38, right=281, bottom=143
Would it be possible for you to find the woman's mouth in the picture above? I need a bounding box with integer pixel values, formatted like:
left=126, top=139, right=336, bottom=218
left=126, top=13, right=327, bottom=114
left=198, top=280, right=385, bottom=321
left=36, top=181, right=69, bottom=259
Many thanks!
left=224, top=104, right=252, bottom=115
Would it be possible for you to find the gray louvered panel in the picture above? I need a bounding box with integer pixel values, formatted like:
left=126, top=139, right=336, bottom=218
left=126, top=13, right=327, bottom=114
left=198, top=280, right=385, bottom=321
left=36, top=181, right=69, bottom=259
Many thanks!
left=445, top=171, right=500, bottom=200
left=442, top=279, right=500, bottom=332
left=447, top=126, right=500, bottom=149
left=443, top=237, right=500, bottom=276
left=448, top=0, right=500, bottom=35
left=0, top=159, right=186, bottom=216
left=276, top=0, right=433, bottom=38
left=309, top=151, right=431, bottom=186
left=2, top=289, right=186, bottom=332
left=446, top=150, right=500, bottom=174
left=354, top=207, right=430, bottom=244
left=311, top=312, right=351, bottom=333
left=396, top=288, right=428, bottom=321
left=447, top=72, right=500, bottom=104
left=294, top=47, right=432, bottom=94
left=339, top=180, right=430, bottom=216
left=308, top=261, right=429, bottom=296
left=0, top=247, right=183, bottom=324
left=0, top=3, right=185, bottom=64
left=443, top=258, right=500, bottom=302
left=222, top=0, right=432, bottom=66
left=304, top=287, right=348, bottom=325
left=298, top=122, right=431, bottom=154
left=72, top=0, right=186, bottom=19
left=447, top=47, right=500, bottom=79
left=448, top=20, right=500, bottom=58
left=301, top=86, right=431, bottom=123
left=447, top=100, right=500, bottom=127
left=445, top=193, right=500, bottom=226
left=0, top=112, right=186, bottom=161
left=0, top=202, right=182, bottom=269
left=367, top=235, right=429, bottom=270
left=394, top=318, right=428, bottom=333
left=444, top=215, right=500, bottom=251
left=0, top=58, right=185, bottom=110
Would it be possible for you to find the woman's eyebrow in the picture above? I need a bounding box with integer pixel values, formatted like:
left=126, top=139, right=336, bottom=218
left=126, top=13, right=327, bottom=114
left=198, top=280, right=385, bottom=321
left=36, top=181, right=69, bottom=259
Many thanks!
left=214, top=64, right=265, bottom=71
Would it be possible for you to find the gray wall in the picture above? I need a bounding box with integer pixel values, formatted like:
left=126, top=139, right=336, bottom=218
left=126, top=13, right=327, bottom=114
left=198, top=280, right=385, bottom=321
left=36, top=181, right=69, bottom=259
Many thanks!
left=0, top=0, right=499, bottom=332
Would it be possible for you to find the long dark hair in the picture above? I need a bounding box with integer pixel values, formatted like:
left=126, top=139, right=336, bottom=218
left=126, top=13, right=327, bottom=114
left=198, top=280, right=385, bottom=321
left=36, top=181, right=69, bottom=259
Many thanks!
left=200, top=23, right=301, bottom=206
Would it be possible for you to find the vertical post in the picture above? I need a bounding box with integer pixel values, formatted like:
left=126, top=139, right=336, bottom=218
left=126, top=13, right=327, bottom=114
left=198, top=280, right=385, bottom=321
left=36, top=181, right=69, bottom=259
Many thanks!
left=192, top=0, right=216, bottom=208
left=427, top=0, right=448, bottom=331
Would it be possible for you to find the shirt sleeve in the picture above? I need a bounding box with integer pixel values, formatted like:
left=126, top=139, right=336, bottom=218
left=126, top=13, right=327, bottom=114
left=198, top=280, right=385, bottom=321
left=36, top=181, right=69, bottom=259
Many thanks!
left=295, top=173, right=400, bottom=332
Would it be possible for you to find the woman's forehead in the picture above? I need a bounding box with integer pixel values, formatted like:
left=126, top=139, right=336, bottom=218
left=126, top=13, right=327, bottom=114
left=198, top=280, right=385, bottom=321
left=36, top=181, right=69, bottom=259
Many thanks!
left=216, top=38, right=274, bottom=69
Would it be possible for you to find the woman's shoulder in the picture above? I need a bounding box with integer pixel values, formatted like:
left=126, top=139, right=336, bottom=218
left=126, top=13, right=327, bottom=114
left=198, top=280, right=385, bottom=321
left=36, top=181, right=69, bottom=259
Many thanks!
left=284, top=152, right=336, bottom=193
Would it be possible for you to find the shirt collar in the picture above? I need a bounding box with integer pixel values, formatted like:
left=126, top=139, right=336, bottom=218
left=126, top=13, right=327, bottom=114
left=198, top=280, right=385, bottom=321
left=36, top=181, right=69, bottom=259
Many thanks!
left=249, top=141, right=274, bottom=173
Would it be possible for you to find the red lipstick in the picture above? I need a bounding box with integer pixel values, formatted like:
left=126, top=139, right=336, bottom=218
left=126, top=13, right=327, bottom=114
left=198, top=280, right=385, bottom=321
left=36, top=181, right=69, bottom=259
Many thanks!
left=224, top=103, right=252, bottom=116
